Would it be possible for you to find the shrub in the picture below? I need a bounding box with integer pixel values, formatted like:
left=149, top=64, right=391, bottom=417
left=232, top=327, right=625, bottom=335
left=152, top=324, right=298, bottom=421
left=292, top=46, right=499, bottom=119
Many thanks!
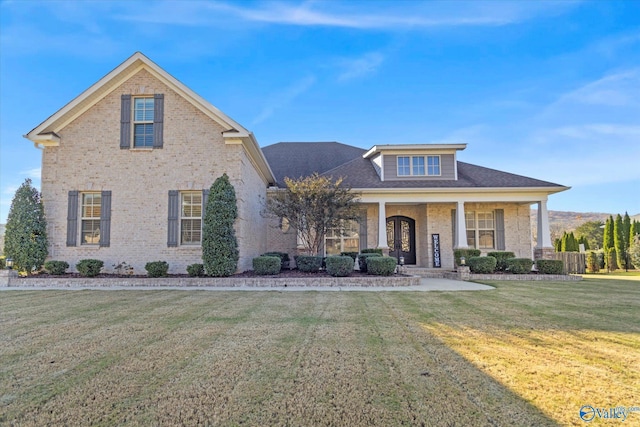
left=262, top=252, right=290, bottom=262
left=295, top=255, right=323, bottom=273
left=326, top=256, right=354, bottom=277
left=597, top=251, right=605, bottom=270
left=467, top=256, right=497, bottom=274
left=361, top=248, right=383, bottom=255
left=630, top=235, right=640, bottom=270
left=44, top=260, right=69, bottom=275
left=358, top=253, right=382, bottom=272
left=253, top=256, right=281, bottom=275
left=76, top=259, right=104, bottom=277
left=367, top=257, right=398, bottom=276
left=487, top=251, right=515, bottom=272
left=186, top=263, right=205, bottom=277
left=454, top=249, right=481, bottom=267
left=203, top=174, right=239, bottom=277
left=0, top=258, right=5, bottom=269
left=586, top=252, right=599, bottom=273
left=340, top=251, right=358, bottom=261
left=505, top=258, right=533, bottom=274
left=536, top=259, right=563, bottom=275
left=145, top=261, right=169, bottom=277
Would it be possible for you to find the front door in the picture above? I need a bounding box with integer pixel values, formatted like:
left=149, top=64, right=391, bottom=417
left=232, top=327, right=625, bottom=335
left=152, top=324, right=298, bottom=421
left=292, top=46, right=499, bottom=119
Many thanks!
left=386, top=216, right=416, bottom=265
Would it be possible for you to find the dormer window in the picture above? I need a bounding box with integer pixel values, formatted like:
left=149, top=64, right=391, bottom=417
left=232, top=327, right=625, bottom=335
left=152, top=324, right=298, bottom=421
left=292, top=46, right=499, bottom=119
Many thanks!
left=397, top=155, right=441, bottom=176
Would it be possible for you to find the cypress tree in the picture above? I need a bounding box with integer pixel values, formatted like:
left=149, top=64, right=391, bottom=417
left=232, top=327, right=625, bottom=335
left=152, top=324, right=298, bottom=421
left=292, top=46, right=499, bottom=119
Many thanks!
left=202, top=173, right=239, bottom=277
left=631, top=220, right=639, bottom=240
left=554, top=237, right=562, bottom=252
left=623, top=212, right=631, bottom=251
left=4, top=179, right=48, bottom=274
left=569, top=232, right=579, bottom=252
left=603, top=216, right=614, bottom=251
left=614, top=214, right=626, bottom=269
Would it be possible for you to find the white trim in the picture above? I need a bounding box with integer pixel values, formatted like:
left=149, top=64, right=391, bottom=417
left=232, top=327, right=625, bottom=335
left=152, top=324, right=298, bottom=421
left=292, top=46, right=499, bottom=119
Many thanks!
left=363, top=143, right=467, bottom=158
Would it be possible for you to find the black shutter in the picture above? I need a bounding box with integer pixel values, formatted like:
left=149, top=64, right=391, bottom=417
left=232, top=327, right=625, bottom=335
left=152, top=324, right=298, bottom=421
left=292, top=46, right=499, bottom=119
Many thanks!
left=168, top=190, right=179, bottom=247
left=99, top=191, right=112, bottom=247
left=67, top=191, right=78, bottom=247
left=153, top=94, right=164, bottom=148
left=359, top=210, right=367, bottom=250
left=120, top=95, right=131, bottom=149
left=495, top=209, right=505, bottom=250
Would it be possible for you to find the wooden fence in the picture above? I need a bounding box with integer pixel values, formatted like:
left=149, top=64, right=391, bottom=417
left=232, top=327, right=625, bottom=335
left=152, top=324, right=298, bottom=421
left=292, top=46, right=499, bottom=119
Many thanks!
left=550, top=252, right=586, bottom=274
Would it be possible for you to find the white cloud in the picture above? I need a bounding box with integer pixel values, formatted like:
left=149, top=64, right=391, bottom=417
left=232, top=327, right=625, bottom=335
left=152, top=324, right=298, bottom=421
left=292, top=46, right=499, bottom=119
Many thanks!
left=337, top=52, right=385, bottom=82
left=21, top=168, right=42, bottom=180
left=252, top=75, right=317, bottom=125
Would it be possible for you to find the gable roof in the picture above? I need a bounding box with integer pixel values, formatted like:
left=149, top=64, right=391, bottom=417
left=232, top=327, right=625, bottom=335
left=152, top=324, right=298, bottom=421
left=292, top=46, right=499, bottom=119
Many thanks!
left=262, top=142, right=366, bottom=186
left=264, top=141, right=568, bottom=194
left=24, top=52, right=275, bottom=184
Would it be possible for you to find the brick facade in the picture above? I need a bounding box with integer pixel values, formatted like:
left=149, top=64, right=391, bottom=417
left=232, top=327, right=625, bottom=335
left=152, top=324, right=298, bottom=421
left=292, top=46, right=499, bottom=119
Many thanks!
left=41, top=69, right=270, bottom=274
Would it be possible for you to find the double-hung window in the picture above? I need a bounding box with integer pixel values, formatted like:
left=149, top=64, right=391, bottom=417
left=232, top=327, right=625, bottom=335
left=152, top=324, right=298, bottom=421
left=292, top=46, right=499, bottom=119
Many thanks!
left=325, top=220, right=360, bottom=255
left=180, top=192, right=202, bottom=245
left=81, top=193, right=101, bottom=245
left=133, top=98, right=154, bottom=147
left=397, top=155, right=441, bottom=176
left=465, top=211, right=495, bottom=249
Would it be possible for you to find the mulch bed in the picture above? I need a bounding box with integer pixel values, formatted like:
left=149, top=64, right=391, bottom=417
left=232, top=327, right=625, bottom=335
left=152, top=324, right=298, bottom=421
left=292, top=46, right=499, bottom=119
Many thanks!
left=22, top=269, right=374, bottom=279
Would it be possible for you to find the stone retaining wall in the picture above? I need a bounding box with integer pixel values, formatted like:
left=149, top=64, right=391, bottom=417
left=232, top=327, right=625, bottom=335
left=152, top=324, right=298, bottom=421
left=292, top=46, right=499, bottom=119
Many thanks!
left=4, top=275, right=421, bottom=288
left=451, top=272, right=582, bottom=281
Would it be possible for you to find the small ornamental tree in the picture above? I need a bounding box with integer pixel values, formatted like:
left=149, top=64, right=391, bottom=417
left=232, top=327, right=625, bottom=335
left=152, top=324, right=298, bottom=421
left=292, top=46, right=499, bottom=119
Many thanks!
left=202, top=174, right=239, bottom=277
left=265, top=173, right=360, bottom=255
left=4, top=179, right=48, bottom=274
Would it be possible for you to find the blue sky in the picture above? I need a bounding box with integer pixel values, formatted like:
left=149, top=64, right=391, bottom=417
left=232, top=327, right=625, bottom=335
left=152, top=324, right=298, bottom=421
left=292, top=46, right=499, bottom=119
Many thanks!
left=1, top=0, right=639, bottom=223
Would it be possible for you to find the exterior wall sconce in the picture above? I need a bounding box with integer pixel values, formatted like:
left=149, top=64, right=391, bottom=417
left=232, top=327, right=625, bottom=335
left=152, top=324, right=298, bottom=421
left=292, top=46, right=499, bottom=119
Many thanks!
left=460, top=257, right=466, bottom=266
left=6, top=258, right=14, bottom=269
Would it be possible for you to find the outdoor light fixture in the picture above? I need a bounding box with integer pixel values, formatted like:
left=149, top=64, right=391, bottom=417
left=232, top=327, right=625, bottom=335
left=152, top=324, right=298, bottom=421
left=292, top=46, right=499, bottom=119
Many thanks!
left=6, top=258, right=14, bottom=269
left=399, top=256, right=405, bottom=266
left=460, top=257, right=466, bottom=266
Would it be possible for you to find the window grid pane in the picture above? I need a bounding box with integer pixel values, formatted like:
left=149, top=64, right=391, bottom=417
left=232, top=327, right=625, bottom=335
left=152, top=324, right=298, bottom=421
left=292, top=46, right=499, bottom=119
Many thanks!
left=325, top=220, right=360, bottom=255
left=134, top=98, right=154, bottom=122
left=180, top=192, right=203, bottom=245
left=397, top=157, right=410, bottom=176
left=134, top=124, right=154, bottom=147
left=427, top=156, right=440, bottom=175
left=412, top=156, right=425, bottom=175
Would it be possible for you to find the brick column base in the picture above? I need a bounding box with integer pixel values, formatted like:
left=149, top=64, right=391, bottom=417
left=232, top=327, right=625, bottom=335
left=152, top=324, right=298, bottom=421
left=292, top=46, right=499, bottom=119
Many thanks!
left=457, top=266, right=470, bottom=281
left=534, top=247, right=555, bottom=260
left=0, top=270, right=18, bottom=287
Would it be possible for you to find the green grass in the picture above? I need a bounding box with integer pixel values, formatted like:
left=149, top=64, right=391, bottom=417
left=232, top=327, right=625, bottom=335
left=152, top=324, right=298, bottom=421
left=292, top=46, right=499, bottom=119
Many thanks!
left=1, top=277, right=638, bottom=426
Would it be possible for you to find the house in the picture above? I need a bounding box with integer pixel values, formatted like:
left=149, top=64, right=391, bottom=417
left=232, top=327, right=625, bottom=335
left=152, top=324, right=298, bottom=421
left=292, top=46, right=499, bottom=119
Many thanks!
left=25, top=53, right=567, bottom=273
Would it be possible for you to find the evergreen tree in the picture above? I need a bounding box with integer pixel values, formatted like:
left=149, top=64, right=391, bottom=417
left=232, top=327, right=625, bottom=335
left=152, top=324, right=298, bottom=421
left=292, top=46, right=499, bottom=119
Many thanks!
left=202, top=173, right=239, bottom=277
left=560, top=232, right=568, bottom=252
left=614, top=214, right=626, bottom=269
left=623, top=212, right=631, bottom=251
left=553, top=237, right=562, bottom=252
left=4, top=179, right=48, bottom=274
left=631, top=220, right=639, bottom=240
left=603, top=216, right=614, bottom=251
left=578, top=235, right=590, bottom=251
left=569, top=232, right=579, bottom=252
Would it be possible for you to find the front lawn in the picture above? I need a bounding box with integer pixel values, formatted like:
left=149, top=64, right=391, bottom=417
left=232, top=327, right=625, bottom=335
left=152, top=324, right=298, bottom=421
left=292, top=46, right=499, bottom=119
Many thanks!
left=1, top=277, right=638, bottom=426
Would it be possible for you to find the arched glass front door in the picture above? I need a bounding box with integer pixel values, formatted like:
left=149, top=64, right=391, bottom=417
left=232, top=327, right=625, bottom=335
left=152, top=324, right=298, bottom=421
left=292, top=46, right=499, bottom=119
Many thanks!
left=386, top=216, right=416, bottom=265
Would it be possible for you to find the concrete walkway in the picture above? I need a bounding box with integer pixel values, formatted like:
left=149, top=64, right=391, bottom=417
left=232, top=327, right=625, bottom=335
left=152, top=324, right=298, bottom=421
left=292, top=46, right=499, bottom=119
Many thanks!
left=1, top=278, right=493, bottom=292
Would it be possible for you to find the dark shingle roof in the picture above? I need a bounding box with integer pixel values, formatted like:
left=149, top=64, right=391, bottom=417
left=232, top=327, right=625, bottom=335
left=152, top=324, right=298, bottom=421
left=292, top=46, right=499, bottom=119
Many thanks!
left=262, top=142, right=565, bottom=190
left=262, top=142, right=366, bottom=185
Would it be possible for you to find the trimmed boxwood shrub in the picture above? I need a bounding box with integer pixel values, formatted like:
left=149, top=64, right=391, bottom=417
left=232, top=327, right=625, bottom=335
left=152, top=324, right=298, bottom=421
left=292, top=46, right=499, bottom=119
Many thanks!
left=487, top=251, right=515, bottom=272
left=367, top=256, right=397, bottom=276
left=467, top=256, right=497, bottom=274
left=536, top=259, right=563, bottom=275
left=76, top=259, right=104, bottom=277
left=326, top=256, right=354, bottom=277
left=358, top=253, right=382, bottom=272
left=262, top=252, right=290, bottom=262
left=295, top=255, right=323, bottom=273
left=253, top=256, right=281, bottom=275
left=361, top=248, right=383, bottom=255
left=186, top=263, right=205, bottom=277
left=145, top=261, right=169, bottom=277
left=44, top=260, right=69, bottom=275
left=340, top=251, right=358, bottom=261
left=505, top=258, right=533, bottom=274
left=454, top=249, right=481, bottom=267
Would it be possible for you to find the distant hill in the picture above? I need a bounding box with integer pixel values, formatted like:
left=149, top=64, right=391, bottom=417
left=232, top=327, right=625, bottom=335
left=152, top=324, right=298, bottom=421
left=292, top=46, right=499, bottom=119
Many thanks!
left=530, top=210, right=612, bottom=244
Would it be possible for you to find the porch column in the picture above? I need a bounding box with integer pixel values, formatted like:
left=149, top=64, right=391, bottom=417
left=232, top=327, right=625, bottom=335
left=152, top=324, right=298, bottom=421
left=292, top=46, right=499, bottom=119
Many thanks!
left=377, top=201, right=389, bottom=255
left=535, top=200, right=554, bottom=260
left=455, top=201, right=469, bottom=248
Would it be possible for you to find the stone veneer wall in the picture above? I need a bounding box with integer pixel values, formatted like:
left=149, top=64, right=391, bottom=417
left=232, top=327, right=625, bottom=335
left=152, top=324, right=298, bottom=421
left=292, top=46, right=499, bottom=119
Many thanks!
left=41, top=69, right=269, bottom=274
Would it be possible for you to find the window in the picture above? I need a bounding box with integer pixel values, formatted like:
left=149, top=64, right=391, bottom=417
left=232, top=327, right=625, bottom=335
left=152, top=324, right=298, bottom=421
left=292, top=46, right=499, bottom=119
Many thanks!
left=133, top=97, right=154, bottom=147
left=397, top=155, right=440, bottom=176
left=397, top=156, right=411, bottom=176
left=465, top=211, right=495, bottom=249
left=81, top=193, right=101, bottom=245
left=325, top=220, right=359, bottom=255
left=427, top=155, right=440, bottom=176
left=180, top=192, right=202, bottom=245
